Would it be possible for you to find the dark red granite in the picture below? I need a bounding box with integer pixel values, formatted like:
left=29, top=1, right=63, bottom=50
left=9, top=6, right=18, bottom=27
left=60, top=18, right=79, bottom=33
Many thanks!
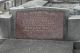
left=16, top=11, right=64, bottom=39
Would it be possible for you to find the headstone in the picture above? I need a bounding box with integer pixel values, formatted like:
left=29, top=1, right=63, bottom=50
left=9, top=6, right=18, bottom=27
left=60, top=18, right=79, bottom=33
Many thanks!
left=0, top=39, right=73, bottom=53
left=10, top=8, right=68, bottom=39
left=68, top=15, right=80, bottom=41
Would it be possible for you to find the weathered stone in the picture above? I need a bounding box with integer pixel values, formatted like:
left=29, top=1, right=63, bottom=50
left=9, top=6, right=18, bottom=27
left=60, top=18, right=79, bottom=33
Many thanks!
left=18, top=0, right=48, bottom=8
left=15, top=0, right=22, bottom=6
left=0, top=12, right=12, bottom=39
left=47, top=0, right=64, bottom=2
left=73, top=5, right=80, bottom=15
left=0, top=39, right=6, bottom=45
left=0, top=39, right=73, bottom=53
left=0, top=3, right=5, bottom=11
left=68, top=15, right=80, bottom=41
left=74, top=50, right=80, bottom=53
left=45, top=3, right=78, bottom=10
left=22, top=0, right=28, bottom=4
left=46, top=0, right=79, bottom=2
left=74, top=41, right=80, bottom=49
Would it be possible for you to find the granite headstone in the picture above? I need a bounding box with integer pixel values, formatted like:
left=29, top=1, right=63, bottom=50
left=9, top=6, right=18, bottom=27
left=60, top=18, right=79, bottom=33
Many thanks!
left=11, top=8, right=68, bottom=39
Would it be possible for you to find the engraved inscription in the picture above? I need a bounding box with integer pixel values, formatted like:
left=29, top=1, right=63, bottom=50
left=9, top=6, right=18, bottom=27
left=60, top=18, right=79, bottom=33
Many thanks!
left=16, top=11, right=64, bottom=39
